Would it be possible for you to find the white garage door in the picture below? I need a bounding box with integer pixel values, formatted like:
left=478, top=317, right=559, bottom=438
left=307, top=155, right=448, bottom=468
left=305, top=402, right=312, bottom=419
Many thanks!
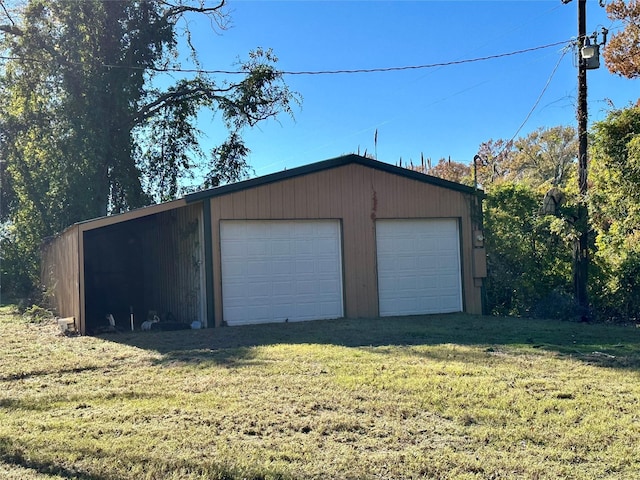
left=376, top=219, right=463, bottom=316
left=220, top=220, right=344, bottom=326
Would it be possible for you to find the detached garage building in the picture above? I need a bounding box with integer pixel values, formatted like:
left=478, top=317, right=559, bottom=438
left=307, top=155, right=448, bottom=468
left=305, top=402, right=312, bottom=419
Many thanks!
left=41, top=154, right=487, bottom=334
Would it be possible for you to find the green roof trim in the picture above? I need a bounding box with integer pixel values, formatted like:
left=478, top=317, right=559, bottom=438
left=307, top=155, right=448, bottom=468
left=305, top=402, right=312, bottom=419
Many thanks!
left=185, top=154, right=481, bottom=203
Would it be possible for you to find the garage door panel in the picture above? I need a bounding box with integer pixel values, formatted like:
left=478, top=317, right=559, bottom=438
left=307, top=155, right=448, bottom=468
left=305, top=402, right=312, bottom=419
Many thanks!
left=295, top=259, right=316, bottom=274
left=268, top=223, right=293, bottom=239
left=221, top=241, right=246, bottom=257
left=244, top=306, right=271, bottom=322
left=246, top=260, right=270, bottom=275
left=417, top=256, right=438, bottom=270
left=272, top=281, right=293, bottom=296
left=437, top=256, right=457, bottom=269
left=318, top=259, right=339, bottom=274
left=222, top=261, right=247, bottom=277
left=397, top=256, right=420, bottom=272
left=271, top=260, right=293, bottom=275
left=320, top=304, right=342, bottom=317
left=317, top=241, right=338, bottom=256
left=317, top=278, right=341, bottom=293
left=296, top=281, right=318, bottom=295
left=416, top=276, right=439, bottom=290
left=221, top=220, right=343, bottom=326
left=294, top=239, right=314, bottom=254
left=393, top=238, right=415, bottom=253
left=438, top=274, right=460, bottom=288
left=377, top=219, right=462, bottom=316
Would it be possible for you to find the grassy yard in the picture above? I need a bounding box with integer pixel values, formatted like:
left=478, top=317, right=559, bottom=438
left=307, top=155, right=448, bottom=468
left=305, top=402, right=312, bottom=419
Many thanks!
left=1, top=305, right=640, bottom=479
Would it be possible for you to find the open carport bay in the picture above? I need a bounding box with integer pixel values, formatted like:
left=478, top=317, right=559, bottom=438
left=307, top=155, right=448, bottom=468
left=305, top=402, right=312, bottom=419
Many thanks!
left=82, top=203, right=205, bottom=333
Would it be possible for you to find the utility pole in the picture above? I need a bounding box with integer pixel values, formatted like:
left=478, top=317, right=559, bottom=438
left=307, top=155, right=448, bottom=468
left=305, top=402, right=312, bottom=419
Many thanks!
left=575, top=0, right=589, bottom=320
left=563, top=0, right=593, bottom=319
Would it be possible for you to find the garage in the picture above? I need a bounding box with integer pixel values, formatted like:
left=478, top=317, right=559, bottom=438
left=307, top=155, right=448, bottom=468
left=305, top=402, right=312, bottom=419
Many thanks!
left=376, top=218, right=463, bottom=316
left=42, top=154, right=486, bottom=334
left=220, top=220, right=344, bottom=325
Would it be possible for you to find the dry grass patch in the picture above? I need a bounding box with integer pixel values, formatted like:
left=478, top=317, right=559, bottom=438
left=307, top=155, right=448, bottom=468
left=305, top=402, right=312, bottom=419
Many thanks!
left=1, top=305, right=640, bottom=479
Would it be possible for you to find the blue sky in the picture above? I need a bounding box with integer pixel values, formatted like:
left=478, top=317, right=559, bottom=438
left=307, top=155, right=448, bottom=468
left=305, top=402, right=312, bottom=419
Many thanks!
left=182, top=0, right=638, bottom=177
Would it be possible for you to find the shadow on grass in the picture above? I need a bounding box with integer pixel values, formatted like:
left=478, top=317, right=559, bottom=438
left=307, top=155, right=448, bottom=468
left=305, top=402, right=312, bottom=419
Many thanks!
left=96, top=314, right=640, bottom=371
left=0, top=390, right=168, bottom=413
left=0, top=436, right=111, bottom=480
left=0, top=436, right=287, bottom=480
left=0, top=365, right=104, bottom=382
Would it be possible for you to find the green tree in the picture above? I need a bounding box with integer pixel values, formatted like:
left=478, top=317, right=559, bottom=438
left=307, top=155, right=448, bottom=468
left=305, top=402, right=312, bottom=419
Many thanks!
left=0, top=0, right=298, bottom=293
left=475, top=126, right=577, bottom=190
left=511, top=126, right=577, bottom=188
left=477, top=127, right=578, bottom=319
left=483, top=183, right=574, bottom=318
left=589, top=105, right=640, bottom=320
left=474, top=138, right=514, bottom=189
left=404, top=156, right=472, bottom=185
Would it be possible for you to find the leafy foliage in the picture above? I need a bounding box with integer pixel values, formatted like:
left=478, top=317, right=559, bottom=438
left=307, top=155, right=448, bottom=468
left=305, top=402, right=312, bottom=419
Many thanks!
left=476, top=126, right=577, bottom=189
left=406, top=156, right=472, bottom=185
left=204, top=131, right=252, bottom=188
left=589, top=105, right=640, bottom=321
left=483, top=183, right=574, bottom=318
left=478, top=109, right=640, bottom=322
left=476, top=127, right=579, bottom=319
left=603, top=0, right=640, bottom=79
left=0, top=0, right=299, bottom=294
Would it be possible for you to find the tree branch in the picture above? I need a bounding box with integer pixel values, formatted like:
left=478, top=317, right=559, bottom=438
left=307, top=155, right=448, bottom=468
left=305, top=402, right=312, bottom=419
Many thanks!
left=131, top=82, right=236, bottom=126
left=0, top=24, right=22, bottom=36
left=0, top=0, right=16, bottom=28
left=161, top=0, right=226, bottom=21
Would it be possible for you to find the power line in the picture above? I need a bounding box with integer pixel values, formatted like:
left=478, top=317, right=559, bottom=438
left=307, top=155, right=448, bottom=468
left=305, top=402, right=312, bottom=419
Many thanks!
left=116, top=40, right=573, bottom=75
left=504, top=44, right=572, bottom=147
left=0, top=39, right=572, bottom=76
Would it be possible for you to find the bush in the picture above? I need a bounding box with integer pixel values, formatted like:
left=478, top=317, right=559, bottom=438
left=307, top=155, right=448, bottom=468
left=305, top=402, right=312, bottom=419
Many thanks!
left=591, top=250, right=640, bottom=323
left=22, top=304, right=54, bottom=324
left=483, top=183, right=574, bottom=319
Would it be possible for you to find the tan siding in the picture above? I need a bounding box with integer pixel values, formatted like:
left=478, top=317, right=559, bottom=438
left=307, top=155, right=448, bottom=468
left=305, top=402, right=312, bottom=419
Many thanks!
left=219, top=195, right=234, bottom=219
left=244, top=188, right=259, bottom=219
left=340, top=166, right=358, bottom=316
left=78, top=229, right=86, bottom=333
left=282, top=180, right=296, bottom=218
left=154, top=204, right=205, bottom=324
left=358, top=166, right=378, bottom=317
left=474, top=247, right=487, bottom=278
left=306, top=173, right=320, bottom=218
left=269, top=182, right=283, bottom=218
left=80, top=199, right=188, bottom=232
left=293, top=179, right=305, bottom=218
left=210, top=201, right=223, bottom=326
left=41, top=226, right=81, bottom=330
left=257, top=187, right=271, bottom=218
left=325, top=169, right=343, bottom=219
left=208, top=163, right=484, bottom=325
left=232, top=190, right=246, bottom=218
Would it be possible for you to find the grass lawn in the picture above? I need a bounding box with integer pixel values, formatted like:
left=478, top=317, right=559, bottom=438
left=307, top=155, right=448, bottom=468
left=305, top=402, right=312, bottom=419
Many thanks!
left=1, top=304, right=640, bottom=479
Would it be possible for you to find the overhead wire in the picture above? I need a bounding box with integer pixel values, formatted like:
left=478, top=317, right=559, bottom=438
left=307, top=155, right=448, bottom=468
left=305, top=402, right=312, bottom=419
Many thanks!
left=113, top=40, right=573, bottom=75
left=0, top=39, right=572, bottom=76
left=494, top=43, right=573, bottom=162
left=0, top=35, right=577, bottom=167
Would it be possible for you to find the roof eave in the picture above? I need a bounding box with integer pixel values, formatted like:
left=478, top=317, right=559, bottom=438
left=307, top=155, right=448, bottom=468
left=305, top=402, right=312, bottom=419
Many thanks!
left=185, top=154, right=483, bottom=203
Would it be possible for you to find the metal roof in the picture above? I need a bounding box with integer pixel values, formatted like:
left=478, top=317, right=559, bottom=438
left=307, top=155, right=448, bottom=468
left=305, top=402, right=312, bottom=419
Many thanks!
left=185, top=154, right=481, bottom=203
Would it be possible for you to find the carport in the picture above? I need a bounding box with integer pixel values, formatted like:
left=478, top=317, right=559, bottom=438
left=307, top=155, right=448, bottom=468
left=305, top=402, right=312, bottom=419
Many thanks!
left=42, top=200, right=206, bottom=334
